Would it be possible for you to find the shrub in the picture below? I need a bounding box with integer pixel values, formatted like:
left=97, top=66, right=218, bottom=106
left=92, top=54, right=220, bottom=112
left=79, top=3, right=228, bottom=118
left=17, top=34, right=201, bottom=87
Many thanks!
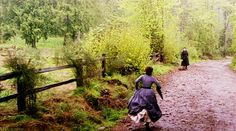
left=83, top=23, right=151, bottom=75
left=55, top=44, right=98, bottom=87
left=4, top=48, right=43, bottom=114
left=231, top=56, right=236, bottom=71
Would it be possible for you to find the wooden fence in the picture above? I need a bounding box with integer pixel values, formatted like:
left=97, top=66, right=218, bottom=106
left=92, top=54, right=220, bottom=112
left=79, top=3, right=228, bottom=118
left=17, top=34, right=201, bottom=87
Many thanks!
left=0, top=65, right=80, bottom=111
left=0, top=55, right=115, bottom=112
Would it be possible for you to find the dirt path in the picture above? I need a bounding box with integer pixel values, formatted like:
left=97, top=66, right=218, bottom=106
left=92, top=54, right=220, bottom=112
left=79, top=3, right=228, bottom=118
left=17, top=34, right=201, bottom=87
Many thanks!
left=113, top=59, right=236, bottom=131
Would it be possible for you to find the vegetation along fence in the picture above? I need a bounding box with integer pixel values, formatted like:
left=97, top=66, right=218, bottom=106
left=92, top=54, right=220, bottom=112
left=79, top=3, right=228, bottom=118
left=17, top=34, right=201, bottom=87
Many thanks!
left=0, top=65, right=78, bottom=111
left=0, top=56, right=110, bottom=112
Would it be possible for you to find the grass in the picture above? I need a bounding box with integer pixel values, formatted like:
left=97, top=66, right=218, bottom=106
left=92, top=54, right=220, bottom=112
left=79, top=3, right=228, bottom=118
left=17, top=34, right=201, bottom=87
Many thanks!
left=10, top=114, right=34, bottom=122
left=73, top=111, right=99, bottom=130
left=0, top=89, right=14, bottom=98
left=0, top=89, right=17, bottom=110
left=102, top=108, right=128, bottom=127
left=152, top=63, right=175, bottom=75
left=1, top=36, right=63, bottom=49
left=0, top=67, right=8, bottom=75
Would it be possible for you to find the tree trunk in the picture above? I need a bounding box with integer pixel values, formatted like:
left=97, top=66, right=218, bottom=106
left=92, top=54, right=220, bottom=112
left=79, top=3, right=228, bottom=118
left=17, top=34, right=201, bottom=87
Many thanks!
left=31, top=39, right=36, bottom=48
left=223, top=11, right=229, bottom=57
left=63, top=34, right=67, bottom=46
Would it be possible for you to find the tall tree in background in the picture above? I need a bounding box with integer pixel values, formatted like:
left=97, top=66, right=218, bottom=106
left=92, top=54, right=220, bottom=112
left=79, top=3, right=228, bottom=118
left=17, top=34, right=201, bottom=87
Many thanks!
left=133, top=0, right=165, bottom=61
left=7, top=0, right=56, bottom=48
left=177, top=0, right=220, bottom=58
left=3, top=0, right=103, bottom=46
left=55, top=0, right=102, bottom=45
left=217, top=0, right=235, bottom=56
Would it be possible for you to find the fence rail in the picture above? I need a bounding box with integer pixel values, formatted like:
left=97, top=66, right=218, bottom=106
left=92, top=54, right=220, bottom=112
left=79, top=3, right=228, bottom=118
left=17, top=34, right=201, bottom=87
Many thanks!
left=0, top=78, right=76, bottom=102
left=0, top=64, right=84, bottom=112
left=0, top=56, right=109, bottom=112
left=0, top=65, right=72, bottom=82
left=36, top=65, right=72, bottom=74
left=0, top=72, right=16, bottom=81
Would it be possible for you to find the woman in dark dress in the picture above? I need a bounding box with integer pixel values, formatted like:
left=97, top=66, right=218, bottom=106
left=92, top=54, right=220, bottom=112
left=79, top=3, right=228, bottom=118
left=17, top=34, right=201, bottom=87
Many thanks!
left=181, top=47, right=189, bottom=70
left=128, top=66, right=163, bottom=129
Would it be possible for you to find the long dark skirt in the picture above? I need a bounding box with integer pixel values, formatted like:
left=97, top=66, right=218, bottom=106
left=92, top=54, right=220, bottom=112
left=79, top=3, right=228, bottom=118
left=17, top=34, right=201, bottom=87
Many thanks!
left=181, top=58, right=189, bottom=66
left=128, top=88, right=162, bottom=122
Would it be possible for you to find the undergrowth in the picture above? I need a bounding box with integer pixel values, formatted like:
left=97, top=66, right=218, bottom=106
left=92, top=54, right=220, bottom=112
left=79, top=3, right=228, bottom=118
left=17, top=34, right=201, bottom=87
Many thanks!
left=0, top=37, right=177, bottom=130
left=230, top=56, right=236, bottom=71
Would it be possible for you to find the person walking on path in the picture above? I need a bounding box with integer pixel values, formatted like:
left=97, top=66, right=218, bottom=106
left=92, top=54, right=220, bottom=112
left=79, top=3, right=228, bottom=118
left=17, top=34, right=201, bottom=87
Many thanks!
left=128, top=66, right=163, bottom=130
left=181, top=47, right=189, bottom=70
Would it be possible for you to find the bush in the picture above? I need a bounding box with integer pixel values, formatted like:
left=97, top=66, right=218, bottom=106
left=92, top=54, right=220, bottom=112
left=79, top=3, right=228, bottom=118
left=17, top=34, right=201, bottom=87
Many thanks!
left=83, top=23, right=151, bottom=75
left=4, top=48, right=44, bottom=114
left=231, top=56, right=236, bottom=71
left=55, top=44, right=98, bottom=87
left=1, top=25, right=16, bottom=42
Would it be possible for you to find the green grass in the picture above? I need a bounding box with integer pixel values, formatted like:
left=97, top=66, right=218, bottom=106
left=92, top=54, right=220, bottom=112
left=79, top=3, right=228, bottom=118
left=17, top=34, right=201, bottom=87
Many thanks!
left=9, top=114, right=34, bottom=122
left=152, top=63, right=175, bottom=75
left=102, top=108, right=127, bottom=127
left=72, top=110, right=100, bottom=131
left=0, top=36, right=26, bottom=48
left=37, top=37, right=64, bottom=49
left=0, top=89, right=14, bottom=98
left=0, top=89, right=16, bottom=108
left=0, top=67, right=8, bottom=75
left=2, top=36, right=63, bottom=49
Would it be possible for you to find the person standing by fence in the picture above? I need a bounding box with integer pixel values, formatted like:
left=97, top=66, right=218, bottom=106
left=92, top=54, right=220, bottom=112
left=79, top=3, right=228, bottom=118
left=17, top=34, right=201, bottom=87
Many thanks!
left=102, top=54, right=106, bottom=77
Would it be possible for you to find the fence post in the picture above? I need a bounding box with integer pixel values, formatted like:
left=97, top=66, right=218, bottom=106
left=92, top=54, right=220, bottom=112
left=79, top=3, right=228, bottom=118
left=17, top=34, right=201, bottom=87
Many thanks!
left=76, top=59, right=83, bottom=87
left=16, top=77, right=26, bottom=112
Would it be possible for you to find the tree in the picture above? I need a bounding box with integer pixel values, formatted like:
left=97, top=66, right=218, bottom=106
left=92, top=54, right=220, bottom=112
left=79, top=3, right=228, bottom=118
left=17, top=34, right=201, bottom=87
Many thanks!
left=175, top=0, right=221, bottom=58
left=136, top=0, right=165, bottom=61
left=6, top=0, right=56, bottom=48
left=54, top=0, right=102, bottom=45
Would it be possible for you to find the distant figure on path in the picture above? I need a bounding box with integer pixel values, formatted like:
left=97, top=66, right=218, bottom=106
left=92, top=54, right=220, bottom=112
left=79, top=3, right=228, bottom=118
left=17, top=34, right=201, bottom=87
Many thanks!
left=128, top=66, right=163, bottom=130
left=181, top=47, right=189, bottom=70
left=102, top=54, right=106, bottom=77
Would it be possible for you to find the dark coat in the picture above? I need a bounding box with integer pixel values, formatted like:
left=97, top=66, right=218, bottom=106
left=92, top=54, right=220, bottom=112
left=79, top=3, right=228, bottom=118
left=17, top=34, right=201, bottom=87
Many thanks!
left=181, top=50, right=189, bottom=66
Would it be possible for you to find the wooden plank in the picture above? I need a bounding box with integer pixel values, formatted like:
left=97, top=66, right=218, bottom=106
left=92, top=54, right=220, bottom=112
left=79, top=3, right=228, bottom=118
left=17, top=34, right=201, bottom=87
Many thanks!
left=0, top=65, right=72, bottom=81
left=0, top=79, right=76, bottom=103
left=36, top=65, right=72, bottom=73
left=34, top=79, right=76, bottom=93
left=0, top=72, right=16, bottom=81
left=0, top=94, right=18, bottom=102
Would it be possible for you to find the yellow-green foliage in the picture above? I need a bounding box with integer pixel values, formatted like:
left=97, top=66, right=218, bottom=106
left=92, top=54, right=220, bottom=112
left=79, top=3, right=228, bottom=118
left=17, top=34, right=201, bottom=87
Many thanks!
left=186, top=45, right=200, bottom=61
left=163, top=26, right=181, bottom=64
left=230, top=7, right=236, bottom=69
left=152, top=64, right=174, bottom=75
left=231, top=56, right=236, bottom=71
left=84, top=23, right=151, bottom=72
left=3, top=48, right=45, bottom=114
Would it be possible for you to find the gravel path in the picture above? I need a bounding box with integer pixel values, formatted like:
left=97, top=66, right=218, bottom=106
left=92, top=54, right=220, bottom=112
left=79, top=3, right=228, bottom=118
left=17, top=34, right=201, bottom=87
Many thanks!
left=113, top=59, right=236, bottom=131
